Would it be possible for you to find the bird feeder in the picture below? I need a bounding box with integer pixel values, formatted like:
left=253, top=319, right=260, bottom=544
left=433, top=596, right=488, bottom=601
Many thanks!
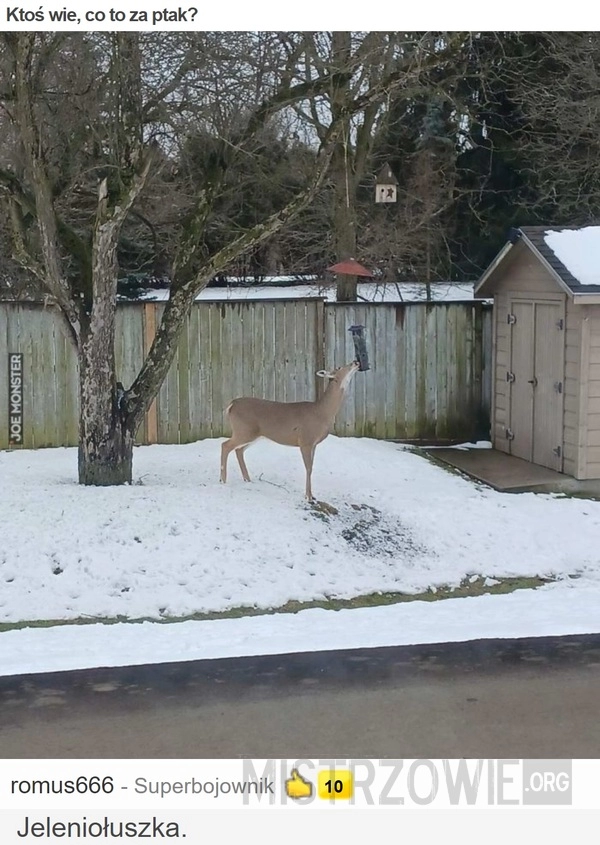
left=375, top=163, right=398, bottom=204
left=349, top=325, right=370, bottom=371
left=327, top=259, right=373, bottom=278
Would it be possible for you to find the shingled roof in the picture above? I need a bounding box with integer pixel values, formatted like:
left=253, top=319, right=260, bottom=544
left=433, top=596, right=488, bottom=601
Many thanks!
left=519, top=226, right=600, bottom=293
left=476, top=225, right=600, bottom=296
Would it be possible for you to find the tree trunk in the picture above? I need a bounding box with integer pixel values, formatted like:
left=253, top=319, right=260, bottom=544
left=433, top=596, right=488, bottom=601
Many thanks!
left=425, top=236, right=432, bottom=302
left=332, top=143, right=358, bottom=302
left=329, top=31, right=360, bottom=304
left=77, top=321, right=134, bottom=486
left=78, top=415, right=134, bottom=486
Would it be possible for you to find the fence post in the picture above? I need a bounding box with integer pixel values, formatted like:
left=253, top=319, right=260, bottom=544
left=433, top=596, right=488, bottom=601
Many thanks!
left=314, top=298, right=326, bottom=399
left=143, top=303, right=159, bottom=445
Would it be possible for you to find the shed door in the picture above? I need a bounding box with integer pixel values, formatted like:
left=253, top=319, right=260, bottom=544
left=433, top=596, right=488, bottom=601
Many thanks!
left=508, top=299, right=565, bottom=471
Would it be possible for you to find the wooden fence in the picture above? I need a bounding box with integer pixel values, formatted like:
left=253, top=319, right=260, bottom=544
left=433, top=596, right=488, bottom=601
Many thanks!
left=0, top=299, right=492, bottom=449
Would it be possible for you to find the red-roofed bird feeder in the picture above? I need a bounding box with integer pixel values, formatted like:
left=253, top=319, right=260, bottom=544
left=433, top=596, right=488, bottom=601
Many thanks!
left=327, top=259, right=373, bottom=278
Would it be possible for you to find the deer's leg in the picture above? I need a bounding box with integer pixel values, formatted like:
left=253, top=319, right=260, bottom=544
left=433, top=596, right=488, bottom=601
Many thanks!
left=235, top=445, right=252, bottom=482
left=220, top=438, right=237, bottom=484
left=300, top=444, right=316, bottom=501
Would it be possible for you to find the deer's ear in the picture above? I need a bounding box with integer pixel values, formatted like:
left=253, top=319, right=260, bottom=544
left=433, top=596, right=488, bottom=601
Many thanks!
left=316, top=370, right=335, bottom=380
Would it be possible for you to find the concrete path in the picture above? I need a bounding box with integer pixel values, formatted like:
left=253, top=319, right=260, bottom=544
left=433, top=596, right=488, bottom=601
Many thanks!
left=1, top=634, right=599, bottom=759
left=427, top=447, right=600, bottom=495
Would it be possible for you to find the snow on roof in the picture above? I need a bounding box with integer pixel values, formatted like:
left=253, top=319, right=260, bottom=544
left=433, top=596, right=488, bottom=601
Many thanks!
left=544, top=226, right=600, bottom=286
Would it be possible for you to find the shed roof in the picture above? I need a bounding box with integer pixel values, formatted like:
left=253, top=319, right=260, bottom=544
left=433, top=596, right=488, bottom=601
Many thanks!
left=476, top=225, right=600, bottom=297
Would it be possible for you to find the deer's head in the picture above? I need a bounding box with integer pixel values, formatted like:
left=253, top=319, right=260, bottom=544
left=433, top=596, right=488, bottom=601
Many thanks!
left=316, top=361, right=360, bottom=391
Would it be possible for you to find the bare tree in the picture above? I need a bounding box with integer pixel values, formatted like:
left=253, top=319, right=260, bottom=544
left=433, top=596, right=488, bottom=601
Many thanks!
left=0, top=31, right=413, bottom=485
left=288, top=31, right=468, bottom=300
left=506, top=32, right=600, bottom=221
left=444, top=33, right=600, bottom=276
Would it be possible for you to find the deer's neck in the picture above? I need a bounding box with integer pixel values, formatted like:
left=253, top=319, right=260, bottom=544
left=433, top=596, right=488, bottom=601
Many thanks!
left=316, top=384, right=346, bottom=419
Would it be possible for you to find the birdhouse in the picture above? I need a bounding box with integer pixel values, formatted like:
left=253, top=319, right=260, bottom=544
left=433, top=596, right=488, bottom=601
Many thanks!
left=375, top=163, right=398, bottom=204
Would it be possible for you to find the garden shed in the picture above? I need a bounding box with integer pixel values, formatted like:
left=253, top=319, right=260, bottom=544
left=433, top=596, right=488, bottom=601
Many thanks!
left=475, top=225, right=600, bottom=481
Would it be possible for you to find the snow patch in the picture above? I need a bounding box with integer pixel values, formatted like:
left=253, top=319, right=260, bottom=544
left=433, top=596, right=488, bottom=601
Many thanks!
left=544, top=226, right=600, bottom=286
left=1, top=438, right=599, bottom=676
left=135, top=281, right=477, bottom=303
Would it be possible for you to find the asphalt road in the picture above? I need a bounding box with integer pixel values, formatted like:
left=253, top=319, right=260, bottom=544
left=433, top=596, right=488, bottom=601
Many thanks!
left=1, top=634, right=599, bottom=758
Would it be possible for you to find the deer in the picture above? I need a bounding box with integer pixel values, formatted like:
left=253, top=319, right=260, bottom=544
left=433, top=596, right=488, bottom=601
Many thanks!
left=220, top=361, right=360, bottom=501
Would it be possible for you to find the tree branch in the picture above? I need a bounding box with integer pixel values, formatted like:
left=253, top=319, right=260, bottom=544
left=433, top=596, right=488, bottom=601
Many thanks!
left=11, top=33, right=85, bottom=338
left=125, top=122, right=342, bottom=428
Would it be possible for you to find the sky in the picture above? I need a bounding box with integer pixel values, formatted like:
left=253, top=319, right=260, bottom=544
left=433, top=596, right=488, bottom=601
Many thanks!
left=1, top=437, right=599, bottom=677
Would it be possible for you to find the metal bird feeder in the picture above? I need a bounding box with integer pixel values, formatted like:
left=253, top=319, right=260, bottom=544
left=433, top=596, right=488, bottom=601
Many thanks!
left=327, top=259, right=373, bottom=278
left=349, top=325, right=370, bottom=371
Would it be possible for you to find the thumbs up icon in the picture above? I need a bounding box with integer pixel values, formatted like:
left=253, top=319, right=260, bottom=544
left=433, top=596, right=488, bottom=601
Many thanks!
left=285, top=768, right=313, bottom=800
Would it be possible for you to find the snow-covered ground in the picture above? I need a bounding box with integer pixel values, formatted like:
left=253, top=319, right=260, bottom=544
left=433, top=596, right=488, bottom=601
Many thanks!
left=139, top=280, right=477, bottom=303
left=1, top=438, right=599, bottom=677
